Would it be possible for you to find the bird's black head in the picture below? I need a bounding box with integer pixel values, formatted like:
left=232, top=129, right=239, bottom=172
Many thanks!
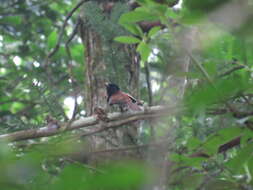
left=106, top=83, right=120, bottom=98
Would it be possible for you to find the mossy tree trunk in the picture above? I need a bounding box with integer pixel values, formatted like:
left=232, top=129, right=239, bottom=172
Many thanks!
left=78, top=1, right=140, bottom=153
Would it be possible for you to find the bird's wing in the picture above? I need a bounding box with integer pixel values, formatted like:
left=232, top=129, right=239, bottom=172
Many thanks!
left=122, top=92, right=137, bottom=103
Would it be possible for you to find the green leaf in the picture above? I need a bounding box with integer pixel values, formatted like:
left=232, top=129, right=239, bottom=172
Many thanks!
left=165, top=8, right=180, bottom=19
left=226, top=143, right=253, bottom=173
left=148, top=26, right=161, bottom=37
left=10, top=102, right=25, bottom=114
left=170, top=153, right=182, bottom=162
left=137, top=42, right=151, bottom=62
left=119, top=9, right=157, bottom=24
left=185, top=74, right=252, bottom=113
left=170, top=153, right=207, bottom=168
left=114, top=36, right=141, bottom=44
left=187, top=137, right=202, bottom=151
left=47, top=30, right=58, bottom=49
left=149, top=4, right=167, bottom=16
left=121, top=23, right=143, bottom=36
left=218, top=127, right=243, bottom=141
left=203, top=127, right=243, bottom=155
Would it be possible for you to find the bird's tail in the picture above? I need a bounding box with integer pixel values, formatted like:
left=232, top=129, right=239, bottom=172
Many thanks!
left=128, top=101, right=142, bottom=111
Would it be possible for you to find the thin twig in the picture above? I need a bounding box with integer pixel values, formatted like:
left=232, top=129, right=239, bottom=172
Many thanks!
left=62, top=17, right=83, bottom=130
left=188, top=53, right=213, bottom=85
left=219, top=65, right=245, bottom=78
left=66, top=17, right=81, bottom=47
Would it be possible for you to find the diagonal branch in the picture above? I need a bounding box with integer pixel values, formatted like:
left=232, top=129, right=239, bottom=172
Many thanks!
left=45, top=0, right=87, bottom=64
left=0, top=105, right=178, bottom=142
left=218, top=65, right=245, bottom=78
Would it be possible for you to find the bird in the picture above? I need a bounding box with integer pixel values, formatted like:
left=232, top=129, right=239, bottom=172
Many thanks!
left=105, top=83, right=142, bottom=112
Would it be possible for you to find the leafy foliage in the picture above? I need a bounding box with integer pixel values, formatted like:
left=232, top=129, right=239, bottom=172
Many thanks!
left=115, top=0, right=253, bottom=189
left=1, top=0, right=253, bottom=189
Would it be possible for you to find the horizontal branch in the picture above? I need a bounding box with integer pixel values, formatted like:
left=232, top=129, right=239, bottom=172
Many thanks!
left=0, top=105, right=177, bottom=142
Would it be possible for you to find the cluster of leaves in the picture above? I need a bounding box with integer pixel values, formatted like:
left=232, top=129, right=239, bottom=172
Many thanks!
left=114, top=0, right=253, bottom=189
left=0, top=0, right=85, bottom=131
left=0, top=0, right=150, bottom=189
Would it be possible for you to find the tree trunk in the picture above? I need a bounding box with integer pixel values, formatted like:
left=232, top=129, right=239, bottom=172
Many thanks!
left=78, top=1, right=141, bottom=159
